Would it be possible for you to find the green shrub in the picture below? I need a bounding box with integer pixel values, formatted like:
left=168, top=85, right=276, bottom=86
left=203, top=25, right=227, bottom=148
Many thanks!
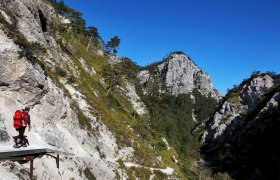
left=134, top=167, right=152, bottom=180
left=55, top=65, right=67, bottom=77
left=75, top=104, right=92, bottom=130
left=153, top=170, right=167, bottom=179
left=213, top=172, right=232, bottom=180
left=67, top=75, right=76, bottom=84
left=83, top=168, right=96, bottom=180
left=117, top=158, right=125, bottom=169
left=157, top=139, right=168, bottom=151
left=29, top=42, right=47, bottom=56
left=228, top=95, right=240, bottom=104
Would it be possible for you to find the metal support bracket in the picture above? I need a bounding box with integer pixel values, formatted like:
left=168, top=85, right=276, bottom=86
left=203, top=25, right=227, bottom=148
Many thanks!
left=46, top=152, right=60, bottom=169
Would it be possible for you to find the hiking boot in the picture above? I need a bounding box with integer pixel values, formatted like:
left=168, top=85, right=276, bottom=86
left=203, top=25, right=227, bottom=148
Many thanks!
left=13, top=144, right=21, bottom=148
left=22, top=144, right=27, bottom=147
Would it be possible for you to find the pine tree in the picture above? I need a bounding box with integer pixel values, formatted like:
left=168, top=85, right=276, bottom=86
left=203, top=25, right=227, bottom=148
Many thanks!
left=106, top=36, right=120, bottom=55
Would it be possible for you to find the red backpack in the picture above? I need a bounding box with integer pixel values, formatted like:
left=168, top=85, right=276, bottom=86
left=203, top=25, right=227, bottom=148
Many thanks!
left=13, top=110, right=23, bottom=129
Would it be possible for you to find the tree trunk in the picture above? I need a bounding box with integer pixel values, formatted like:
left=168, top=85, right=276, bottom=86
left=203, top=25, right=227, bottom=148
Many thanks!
left=106, top=87, right=112, bottom=96
left=86, top=37, right=92, bottom=51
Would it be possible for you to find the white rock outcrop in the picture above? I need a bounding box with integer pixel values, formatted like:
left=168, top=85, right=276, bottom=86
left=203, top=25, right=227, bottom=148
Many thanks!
left=125, top=82, right=147, bottom=115
left=138, top=53, right=221, bottom=100
left=1, top=0, right=55, bottom=44
left=202, top=75, right=278, bottom=143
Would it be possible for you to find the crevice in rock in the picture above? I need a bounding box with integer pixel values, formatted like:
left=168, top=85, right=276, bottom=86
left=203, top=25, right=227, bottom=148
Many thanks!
left=37, top=84, right=44, bottom=90
left=0, top=82, right=9, bottom=87
left=38, top=9, right=47, bottom=32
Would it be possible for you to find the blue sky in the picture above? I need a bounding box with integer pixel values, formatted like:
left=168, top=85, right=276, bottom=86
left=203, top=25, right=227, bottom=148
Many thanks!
left=63, top=0, right=280, bottom=95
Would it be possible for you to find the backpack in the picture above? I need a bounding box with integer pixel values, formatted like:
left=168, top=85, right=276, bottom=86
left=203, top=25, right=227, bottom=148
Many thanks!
left=13, top=110, right=23, bottom=129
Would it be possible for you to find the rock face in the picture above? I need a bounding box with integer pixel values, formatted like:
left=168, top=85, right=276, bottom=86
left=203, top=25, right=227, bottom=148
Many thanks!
left=1, top=0, right=55, bottom=44
left=0, top=1, right=126, bottom=179
left=202, top=74, right=276, bottom=143
left=201, top=73, right=280, bottom=180
left=138, top=53, right=221, bottom=100
left=125, top=82, right=147, bottom=115
left=240, top=75, right=275, bottom=111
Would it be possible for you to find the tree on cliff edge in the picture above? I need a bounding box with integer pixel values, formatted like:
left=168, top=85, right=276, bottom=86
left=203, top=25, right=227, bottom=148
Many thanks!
left=106, top=36, right=121, bottom=55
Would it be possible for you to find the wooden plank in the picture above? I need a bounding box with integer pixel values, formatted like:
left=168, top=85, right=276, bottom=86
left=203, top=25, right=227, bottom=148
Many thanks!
left=0, top=148, right=56, bottom=158
left=0, top=147, right=74, bottom=159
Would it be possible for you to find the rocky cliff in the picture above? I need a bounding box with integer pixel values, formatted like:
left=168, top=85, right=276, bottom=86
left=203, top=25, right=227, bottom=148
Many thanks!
left=0, top=1, right=126, bottom=179
left=202, top=73, right=278, bottom=142
left=201, top=73, right=280, bottom=179
left=137, top=52, right=221, bottom=100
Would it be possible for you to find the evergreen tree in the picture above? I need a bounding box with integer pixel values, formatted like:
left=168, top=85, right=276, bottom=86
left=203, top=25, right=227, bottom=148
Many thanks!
left=106, top=36, right=121, bottom=55
left=101, top=63, right=123, bottom=96
left=120, top=57, right=139, bottom=80
left=86, top=26, right=100, bottom=40
left=85, top=26, right=101, bottom=51
left=54, top=1, right=85, bottom=34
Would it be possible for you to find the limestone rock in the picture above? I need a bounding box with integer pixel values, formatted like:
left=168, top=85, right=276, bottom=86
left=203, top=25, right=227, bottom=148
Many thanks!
left=1, top=0, right=55, bottom=44
left=125, top=82, right=147, bottom=115
left=202, top=74, right=279, bottom=143
left=201, top=75, right=280, bottom=179
left=0, top=9, right=12, bottom=24
left=137, top=70, right=150, bottom=87
left=138, top=53, right=221, bottom=100
left=97, top=49, right=104, bottom=56
left=240, top=75, right=274, bottom=112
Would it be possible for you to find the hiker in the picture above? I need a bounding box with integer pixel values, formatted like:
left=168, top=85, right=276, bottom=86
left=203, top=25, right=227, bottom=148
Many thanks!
left=13, top=107, right=31, bottom=148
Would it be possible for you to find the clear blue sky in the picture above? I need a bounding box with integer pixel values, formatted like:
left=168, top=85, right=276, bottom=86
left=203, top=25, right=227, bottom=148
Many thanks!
left=63, top=0, right=280, bottom=95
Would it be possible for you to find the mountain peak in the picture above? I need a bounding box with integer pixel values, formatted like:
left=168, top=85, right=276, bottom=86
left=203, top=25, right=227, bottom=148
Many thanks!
left=169, top=51, right=186, bottom=56
left=166, top=51, right=195, bottom=63
left=138, top=52, right=221, bottom=100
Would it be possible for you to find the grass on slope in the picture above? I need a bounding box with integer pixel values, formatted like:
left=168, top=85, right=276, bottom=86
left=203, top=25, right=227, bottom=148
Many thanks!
left=56, top=33, right=165, bottom=168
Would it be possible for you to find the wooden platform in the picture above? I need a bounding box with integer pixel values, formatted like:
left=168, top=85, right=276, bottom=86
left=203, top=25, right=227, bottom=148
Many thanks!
left=0, top=144, right=73, bottom=179
left=0, top=148, right=58, bottom=158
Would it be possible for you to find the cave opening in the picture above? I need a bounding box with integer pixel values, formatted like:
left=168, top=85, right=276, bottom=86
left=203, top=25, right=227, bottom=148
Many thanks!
left=38, top=9, right=47, bottom=32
